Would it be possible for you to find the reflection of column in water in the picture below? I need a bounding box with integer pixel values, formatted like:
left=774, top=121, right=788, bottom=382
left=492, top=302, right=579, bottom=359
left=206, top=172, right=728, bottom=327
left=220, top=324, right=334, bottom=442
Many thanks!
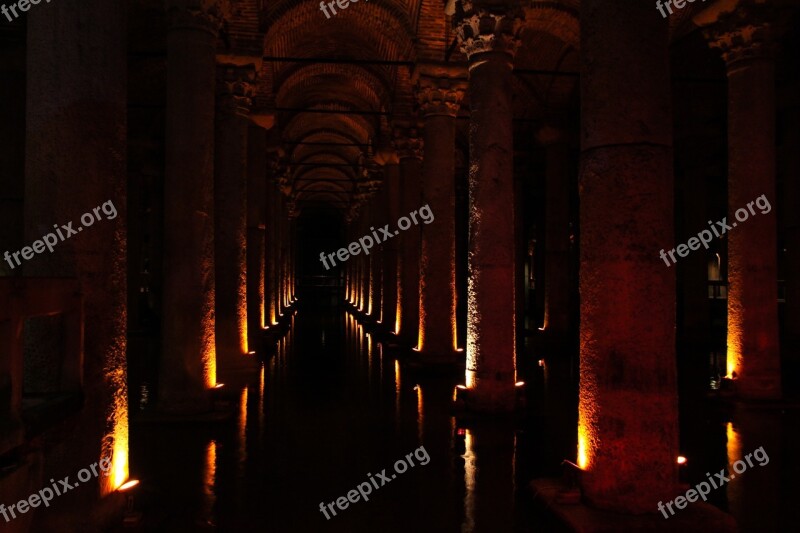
left=203, top=440, right=217, bottom=522
left=395, top=360, right=401, bottom=433
left=379, top=343, right=384, bottom=392
left=239, top=387, right=248, bottom=469
left=259, top=363, right=265, bottom=445
left=462, top=429, right=476, bottom=533
left=367, top=332, right=373, bottom=391
left=726, top=421, right=742, bottom=509
left=415, top=384, right=424, bottom=444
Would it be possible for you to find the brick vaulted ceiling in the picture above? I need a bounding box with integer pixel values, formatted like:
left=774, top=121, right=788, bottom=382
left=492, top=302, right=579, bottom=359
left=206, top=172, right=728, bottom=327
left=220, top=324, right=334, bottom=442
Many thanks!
left=214, top=0, right=706, bottom=214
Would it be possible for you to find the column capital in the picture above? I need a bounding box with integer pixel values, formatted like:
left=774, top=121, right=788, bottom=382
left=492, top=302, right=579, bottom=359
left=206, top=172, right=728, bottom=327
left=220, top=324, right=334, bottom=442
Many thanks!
left=392, top=126, right=424, bottom=160
left=415, top=76, right=467, bottom=118
left=453, top=0, right=524, bottom=61
left=704, top=4, right=778, bottom=67
left=217, top=63, right=257, bottom=116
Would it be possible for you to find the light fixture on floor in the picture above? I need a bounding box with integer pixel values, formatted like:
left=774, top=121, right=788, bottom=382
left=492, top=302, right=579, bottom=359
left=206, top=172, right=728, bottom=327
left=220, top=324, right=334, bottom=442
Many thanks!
left=118, top=479, right=142, bottom=526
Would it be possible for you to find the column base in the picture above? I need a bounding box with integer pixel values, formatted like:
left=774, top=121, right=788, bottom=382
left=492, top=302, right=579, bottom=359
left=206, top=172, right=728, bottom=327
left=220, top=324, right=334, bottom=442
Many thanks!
left=453, top=376, right=524, bottom=413
left=411, top=346, right=462, bottom=366
left=531, top=478, right=737, bottom=532
left=736, top=374, right=782, bottom=400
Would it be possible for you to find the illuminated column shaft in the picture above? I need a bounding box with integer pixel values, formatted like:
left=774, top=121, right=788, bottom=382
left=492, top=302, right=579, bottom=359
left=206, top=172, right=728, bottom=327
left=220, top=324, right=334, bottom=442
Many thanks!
left=247, top=124, right=267, bottom=340
left=160, top=4, right=223, bottom=409
left=382, top=163, right=401, bottom=329
left=578, top=0, right=678, bottom=511
left=25, top=0, right=128, bottom=489
left=361, top=203, right=373, bottom=313
left=707, top=10, right=781, bottom=399
left=538, top=126, right=571, bottom=338
left=395, top=130, right=423, bottom=343
left=455, top=3, right=520, bottom=408
left=416, top=73, right=464, bottom=360
left=264, top=173, right=278, bottom=326
left=369, top=190, right=383, bottom=318
left=215, top=64, right=254, bottom=365
left=276, top=194, right=285, bottom=316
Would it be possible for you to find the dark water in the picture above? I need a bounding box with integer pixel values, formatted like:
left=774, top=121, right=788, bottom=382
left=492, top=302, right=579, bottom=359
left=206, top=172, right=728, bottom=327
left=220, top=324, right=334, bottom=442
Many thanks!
left=122, top=289, right=800, bottom=532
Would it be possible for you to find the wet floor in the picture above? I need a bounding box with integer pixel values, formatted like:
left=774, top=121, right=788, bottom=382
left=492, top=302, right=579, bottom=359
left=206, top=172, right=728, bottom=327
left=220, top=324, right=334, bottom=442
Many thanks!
left=123, top=289, right=800, bottom=532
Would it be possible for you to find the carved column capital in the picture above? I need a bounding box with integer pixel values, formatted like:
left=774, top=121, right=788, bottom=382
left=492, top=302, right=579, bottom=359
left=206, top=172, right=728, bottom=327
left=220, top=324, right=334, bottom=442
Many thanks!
left=415, top=76, right=466, bottom=118
left=704, top=4, right=778, bottom=67
left=392, top=126, right=424, bottom=160
left=453, top=0, right=524, bottom=60
left=216, top=63, right=257, bottom=116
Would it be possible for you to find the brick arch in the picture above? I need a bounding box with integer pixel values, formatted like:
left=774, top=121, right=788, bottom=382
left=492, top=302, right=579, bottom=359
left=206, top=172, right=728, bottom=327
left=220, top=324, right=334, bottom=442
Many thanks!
left=276, top=63, right=392, bottom=113
left=282, top=112, right=375, bottom=147
left=521, top=1, right=580, bottom=51
left=263, top=1, right=416, bottom=63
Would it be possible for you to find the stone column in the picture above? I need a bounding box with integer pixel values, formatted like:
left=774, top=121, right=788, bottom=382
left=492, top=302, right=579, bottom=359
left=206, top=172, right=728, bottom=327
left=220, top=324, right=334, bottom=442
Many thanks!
left=368, top=180, right=383, bottom=319
left=452, top=2, right=521, bottom=409
left=415, top=70, right=465, bottom=362
left=537, top=125, right=572, bottom=341
left=264, top=169, right=279, bottom=327
left=160, top=3, right=225, bottom=410
left=395, top=128, right=423, bottom=342
left=706, top=8, right=781, bottom=399
left=215, top=63, right=255, bottom=370
left=361, top=201, right=373, bottom=314
left=577, top=0, right=678, bottom=512
left=381, top=163, right=401, bottom=330
left=246, top=124, right=267, bottom=346
left=25, top=0, right=128, bottom=495
left=277, top=194, right=287, bottom=315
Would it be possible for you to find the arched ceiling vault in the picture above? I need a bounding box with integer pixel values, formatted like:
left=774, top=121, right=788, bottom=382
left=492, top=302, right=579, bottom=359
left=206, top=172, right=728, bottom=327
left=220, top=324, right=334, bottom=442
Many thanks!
left=235, top=0, right=708, bottom=215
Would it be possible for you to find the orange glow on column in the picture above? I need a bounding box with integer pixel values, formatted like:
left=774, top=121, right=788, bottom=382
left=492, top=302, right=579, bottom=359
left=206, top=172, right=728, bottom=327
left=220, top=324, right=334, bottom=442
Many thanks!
left=239, top=299, right=249, bottom=355
left=205, top=345, right=217, bottom=388
left=726, top=322, right=742, bottom=378
left=259, top=253, right=265, bottom=329
left=104, top=387, right=129, bottom=494
left=395, top=274, right=402, bottom=334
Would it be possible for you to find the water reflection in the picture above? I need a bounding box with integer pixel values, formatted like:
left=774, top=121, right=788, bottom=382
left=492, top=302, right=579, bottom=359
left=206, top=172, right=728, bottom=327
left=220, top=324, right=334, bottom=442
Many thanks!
left=125, top=290, right=800, bottom=532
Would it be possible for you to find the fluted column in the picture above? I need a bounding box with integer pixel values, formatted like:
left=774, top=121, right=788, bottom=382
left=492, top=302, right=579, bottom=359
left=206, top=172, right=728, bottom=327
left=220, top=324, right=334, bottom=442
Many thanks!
left=452, top=2, right=521, bottom=409
left=706, top=7, right=781, bottom=399
left=246, top=124, right=267, bottom=346
left=415, top=71, right=465, bottom=362
left=395, top=128, right=423, bottom=342
left=161, top=3, right=224, bottom=410
left=577, top=0, right=678, bottom=512
left=215, top=63, right=255, bottom=371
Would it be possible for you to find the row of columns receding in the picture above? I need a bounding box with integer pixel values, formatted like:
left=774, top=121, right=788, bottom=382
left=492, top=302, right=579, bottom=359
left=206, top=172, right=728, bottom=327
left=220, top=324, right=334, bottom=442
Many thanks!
left=340, top=0, right=785, bottom=514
